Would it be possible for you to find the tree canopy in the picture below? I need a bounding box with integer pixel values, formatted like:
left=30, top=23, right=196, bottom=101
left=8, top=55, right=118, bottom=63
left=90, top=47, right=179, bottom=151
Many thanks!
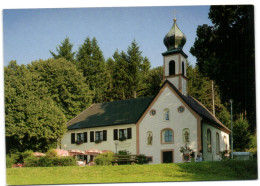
left=190, top=5, right=255, bottom=131
left=5, top=61, right=67, bottom=153
left=50, top=37, right=76, bottom=63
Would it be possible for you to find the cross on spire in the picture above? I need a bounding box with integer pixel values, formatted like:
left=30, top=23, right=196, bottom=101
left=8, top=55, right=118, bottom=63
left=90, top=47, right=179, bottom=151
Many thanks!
left=173, top=9, right=177, bottom=21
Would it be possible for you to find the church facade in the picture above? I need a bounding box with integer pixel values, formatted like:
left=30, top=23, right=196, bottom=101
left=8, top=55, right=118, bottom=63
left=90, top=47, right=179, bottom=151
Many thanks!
left=61, top=17, right=230, bottom=164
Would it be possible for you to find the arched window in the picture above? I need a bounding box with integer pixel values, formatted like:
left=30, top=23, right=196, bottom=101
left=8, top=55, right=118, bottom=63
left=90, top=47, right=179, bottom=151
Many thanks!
left=207, top=129, right=212, bottom=152
left=224, top=136, right=228, bottom=151
left=169, top=60, right=175, bottom=75
left=161, top=128, right=174, bottom=144
left=216, top=132, right=220, bottom=154
left=182, top=61, right=185, bottom=76
left=163, top=109, right=170, bottom=121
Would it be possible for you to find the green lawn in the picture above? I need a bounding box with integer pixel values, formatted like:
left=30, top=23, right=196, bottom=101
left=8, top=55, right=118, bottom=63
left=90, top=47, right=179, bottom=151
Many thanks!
left=6, top=160, right=258, bottom=185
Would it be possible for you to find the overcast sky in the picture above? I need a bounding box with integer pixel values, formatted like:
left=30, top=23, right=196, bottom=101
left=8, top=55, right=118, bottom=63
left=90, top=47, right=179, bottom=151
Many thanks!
left=3, top=6, right=212, bottom=68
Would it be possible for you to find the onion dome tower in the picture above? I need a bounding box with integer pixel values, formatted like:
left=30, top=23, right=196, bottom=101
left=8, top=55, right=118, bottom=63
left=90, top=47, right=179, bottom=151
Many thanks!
left=162, top=18, right=188, bottom=95
left=163, top=18, right=186, bottom=51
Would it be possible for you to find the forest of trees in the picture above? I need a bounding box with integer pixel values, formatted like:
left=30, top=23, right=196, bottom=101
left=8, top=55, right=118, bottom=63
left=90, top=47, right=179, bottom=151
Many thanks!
left=5, top=5, right=256, bottom=154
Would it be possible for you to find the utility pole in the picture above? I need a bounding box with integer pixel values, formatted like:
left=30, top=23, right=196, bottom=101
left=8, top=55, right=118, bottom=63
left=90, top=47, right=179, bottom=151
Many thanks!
left=230, top=99, right=233, bottom=159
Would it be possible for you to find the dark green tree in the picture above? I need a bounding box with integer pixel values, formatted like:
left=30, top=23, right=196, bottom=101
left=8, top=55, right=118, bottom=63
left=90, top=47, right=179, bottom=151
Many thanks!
left=233, top=117, right=251, bottom=151
left=111, top=50, right=132, bottom=100
left=5, top=61, right=67, bottom=153
left=28, top=58, right=93, bottom=120
left=190, top=5, right=255, bottom=131
left=76, top=37, right=106, bottom=103
left=50, top=37, right=76, bottom=63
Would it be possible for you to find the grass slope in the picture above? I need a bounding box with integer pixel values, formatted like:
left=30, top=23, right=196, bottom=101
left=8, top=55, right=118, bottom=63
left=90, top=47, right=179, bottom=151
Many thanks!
left=7, top=160, right=258, bottom=185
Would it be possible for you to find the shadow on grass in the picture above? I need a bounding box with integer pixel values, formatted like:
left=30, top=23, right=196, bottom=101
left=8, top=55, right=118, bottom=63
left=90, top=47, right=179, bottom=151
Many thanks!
left=176, top=160, right=258, bottom=181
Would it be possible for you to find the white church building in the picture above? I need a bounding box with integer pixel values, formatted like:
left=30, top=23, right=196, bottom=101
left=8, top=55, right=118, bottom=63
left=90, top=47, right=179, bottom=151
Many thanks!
left=61, top=17, right=230, bottom=164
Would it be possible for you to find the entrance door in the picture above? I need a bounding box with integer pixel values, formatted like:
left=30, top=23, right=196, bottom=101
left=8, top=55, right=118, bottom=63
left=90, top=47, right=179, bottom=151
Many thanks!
left=162, top=151, right=173, bottom=163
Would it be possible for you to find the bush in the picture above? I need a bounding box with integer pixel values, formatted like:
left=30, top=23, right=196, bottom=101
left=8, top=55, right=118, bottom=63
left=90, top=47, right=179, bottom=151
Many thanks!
left=46, top=149, right=58, bottom=158
left=94, top=152, right=115, bottom=166
left=6, top=152, right=21, bottom=168
left=52, top=157, right=76, bottom=166
left=21, top=150, right=33, bottom=160
left=24, top=156, right=38, bottom=167
left=137, top=154, right=148, bottom=164
left=24, top=156, right=76, bottom=167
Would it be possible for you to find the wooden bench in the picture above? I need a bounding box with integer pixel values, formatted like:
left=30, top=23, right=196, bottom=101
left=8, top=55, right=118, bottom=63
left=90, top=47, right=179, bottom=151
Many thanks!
left=112, top=155, right=139, bottom=165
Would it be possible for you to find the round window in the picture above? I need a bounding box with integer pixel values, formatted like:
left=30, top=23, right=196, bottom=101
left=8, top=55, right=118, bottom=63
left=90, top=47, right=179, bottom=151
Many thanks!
left=178, top=106, right=185, bottom=113
left=150, top=109, right=156, bottom=116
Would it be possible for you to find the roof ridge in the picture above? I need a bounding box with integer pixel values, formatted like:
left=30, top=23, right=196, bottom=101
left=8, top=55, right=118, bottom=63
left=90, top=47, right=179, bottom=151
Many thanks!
left=66, top=104, right=94, bottom=126
left=189, top=95, right=230, bottom=131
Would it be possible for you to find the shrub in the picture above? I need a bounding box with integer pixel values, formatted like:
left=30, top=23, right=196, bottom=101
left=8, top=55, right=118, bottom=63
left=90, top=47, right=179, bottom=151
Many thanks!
left=137, top=154, right=148, bottom=165
left=6, top=152, right=21, bottom=168
left=46, top=149, right=58, bottom=158
left=52, top=157, right=76, bottom=166
left=21, top=150, right=33, bottom=160
left=38, top=156, right=54, bottom=167
left=24, top=156, right=38, bottom=167
left=94, top=152, right=115, bottom=166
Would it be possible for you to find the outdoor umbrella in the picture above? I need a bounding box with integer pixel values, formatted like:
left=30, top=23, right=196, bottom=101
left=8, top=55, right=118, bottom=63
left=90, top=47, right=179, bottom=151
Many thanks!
left=85, top=149, right=102, bottom=155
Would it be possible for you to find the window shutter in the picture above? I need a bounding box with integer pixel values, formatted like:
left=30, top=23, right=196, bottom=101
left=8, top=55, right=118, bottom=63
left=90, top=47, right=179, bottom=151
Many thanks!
left=103, top=130, right=107, bottom=141
left=90, top=131, right=94, bottom=142
left=71, top=133, right=75, bottom=144
left=127, top=128, right=132, bottom=139
left=84, top=132, right=88, bottom=143
left=114, top=129, right=118, bottom=140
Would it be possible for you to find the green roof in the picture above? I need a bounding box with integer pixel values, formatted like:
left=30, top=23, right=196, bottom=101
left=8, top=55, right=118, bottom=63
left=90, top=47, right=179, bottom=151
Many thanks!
left=67, top=97, right=154, bottom=130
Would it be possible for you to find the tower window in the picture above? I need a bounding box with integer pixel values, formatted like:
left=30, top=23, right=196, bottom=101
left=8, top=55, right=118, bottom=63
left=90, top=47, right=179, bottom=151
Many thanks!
left=182, top=61, right=185, bottom=76
left=169, top=60, right=175, bottom=75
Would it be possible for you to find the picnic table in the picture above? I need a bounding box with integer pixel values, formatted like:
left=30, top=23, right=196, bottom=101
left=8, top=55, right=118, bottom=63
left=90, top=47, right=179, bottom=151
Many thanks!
left=112, top=155, right=139, bottom=165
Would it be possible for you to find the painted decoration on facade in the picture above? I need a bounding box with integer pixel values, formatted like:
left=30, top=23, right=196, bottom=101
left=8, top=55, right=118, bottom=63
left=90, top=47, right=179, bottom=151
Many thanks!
left=182, top=128, right=190, bottom=144
left=147, top=131, right=153, bottom=145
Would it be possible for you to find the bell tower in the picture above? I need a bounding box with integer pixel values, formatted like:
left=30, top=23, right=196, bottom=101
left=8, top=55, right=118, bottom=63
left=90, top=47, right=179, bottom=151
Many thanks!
left=162, top=18, right=188, bottom=95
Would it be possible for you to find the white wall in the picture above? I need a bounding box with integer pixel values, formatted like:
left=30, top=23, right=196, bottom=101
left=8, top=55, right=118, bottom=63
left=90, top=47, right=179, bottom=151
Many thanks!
left=139, top=86, right=198, bottom=164
left=202, top=123, right=230, bottom=161
left=61, top=124, right=136, bottom=154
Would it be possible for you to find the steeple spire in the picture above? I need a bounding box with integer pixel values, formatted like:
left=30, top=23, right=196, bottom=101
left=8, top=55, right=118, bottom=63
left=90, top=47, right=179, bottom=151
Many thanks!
left=163, top=17, right=186, bottom=51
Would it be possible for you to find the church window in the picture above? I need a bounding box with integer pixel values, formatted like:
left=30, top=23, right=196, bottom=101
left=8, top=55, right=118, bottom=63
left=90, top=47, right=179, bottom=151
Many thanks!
left=169, top=60, right=175, bottom=75
left=178, top=106, right=185, bottom=113
left=164, top=109, right=170, bottom=121
left=216, top=132, right=220, bottom=154
left=224, top=136, right=228, bottom=151
left=161, top=128, right=174, bottom=144
left=182, top=61, right=185, bottom=76
left=207, top=129, right=212, bottom=152
left=150, top=109, right=156, bottom=116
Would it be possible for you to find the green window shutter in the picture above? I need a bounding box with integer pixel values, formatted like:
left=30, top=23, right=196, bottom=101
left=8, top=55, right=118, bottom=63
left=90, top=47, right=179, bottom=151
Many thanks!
left=127, top=128, right=132, bottom=139
left=90, top=131, right=94, bottom=142
left=71, top=133, right=75, bottom=144
left=103, top=130, right=107, bottom=141
left=84, top=132, right=88, bottom=143
left=114, top=129, right=118, bottom=140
